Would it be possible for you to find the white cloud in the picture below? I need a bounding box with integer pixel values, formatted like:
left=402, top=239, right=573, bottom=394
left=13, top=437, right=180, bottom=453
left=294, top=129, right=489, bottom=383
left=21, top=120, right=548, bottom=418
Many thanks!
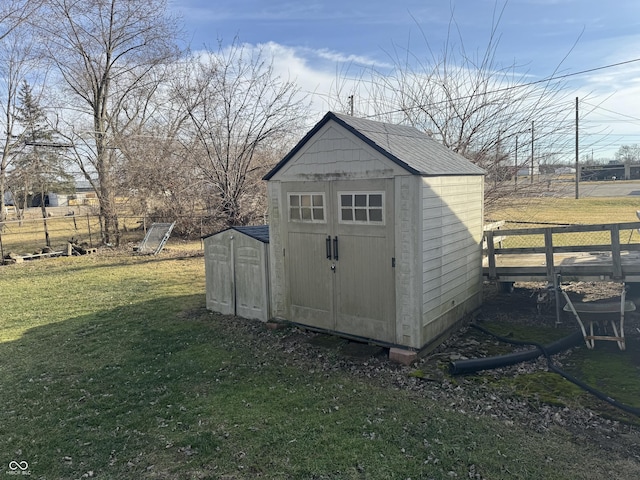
left=211, top=41, right=386, bottom=118
left=311, top=48, right=393, bottom=69
left=188, top=37, right=640, bottom=159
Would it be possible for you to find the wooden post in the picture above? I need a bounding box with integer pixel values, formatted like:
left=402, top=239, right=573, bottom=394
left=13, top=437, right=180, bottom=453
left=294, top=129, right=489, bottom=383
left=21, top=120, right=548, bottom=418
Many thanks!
left=87, top=214, right=93, bottom=248
left=41, top=204, right=51, bottom=248
left=486, top=230, right=497, bottom=280
left=544, top=229, right=555, bottom=281
left=611, top=224, right=622, bottom=279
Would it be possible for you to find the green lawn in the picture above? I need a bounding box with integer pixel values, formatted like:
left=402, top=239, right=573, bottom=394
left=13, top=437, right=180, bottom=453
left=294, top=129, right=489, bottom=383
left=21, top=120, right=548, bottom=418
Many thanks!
left=1, top=246, right=639, bottom=479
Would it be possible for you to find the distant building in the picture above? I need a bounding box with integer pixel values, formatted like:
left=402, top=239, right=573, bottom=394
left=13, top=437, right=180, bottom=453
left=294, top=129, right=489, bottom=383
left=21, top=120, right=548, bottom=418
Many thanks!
left=580, top=163, right=638, bottom=181
left=517, top=166, right=539, bottom=176
left=6, top=181, right=98, bottom=209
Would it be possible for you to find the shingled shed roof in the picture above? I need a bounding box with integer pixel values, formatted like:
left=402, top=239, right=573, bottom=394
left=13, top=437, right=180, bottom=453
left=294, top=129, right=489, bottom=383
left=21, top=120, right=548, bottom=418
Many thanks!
left=233, top=225, right=269, bottom=243
left=203, top=225, right=269, bottom=243
left=263, top=111, right=485, bottom=180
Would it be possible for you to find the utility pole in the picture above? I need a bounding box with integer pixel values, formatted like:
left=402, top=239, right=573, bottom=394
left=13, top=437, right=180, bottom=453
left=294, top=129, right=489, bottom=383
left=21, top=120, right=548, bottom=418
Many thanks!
left=348, top=95, right=354, bottom=116
left=575, top=96, right=579, bottom=199
left=495, top=132, right=500, bottom=189
left=515, top=136, right=518, bottom=190
left=530, top=120, right=534, bottom=184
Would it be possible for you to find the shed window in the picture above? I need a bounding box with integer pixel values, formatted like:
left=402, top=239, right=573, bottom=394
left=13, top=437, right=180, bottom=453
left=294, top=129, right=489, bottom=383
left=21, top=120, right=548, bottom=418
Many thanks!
left=339, top=192, right=384, bottom=224
left=288, top=193, right=326, bottom=223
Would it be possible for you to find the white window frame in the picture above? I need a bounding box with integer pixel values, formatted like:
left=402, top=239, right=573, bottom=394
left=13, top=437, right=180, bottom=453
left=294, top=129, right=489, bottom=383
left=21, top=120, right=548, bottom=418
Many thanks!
left=338, top=191, right=385, bottom=225
left=288, top=192, right=327, bottom=223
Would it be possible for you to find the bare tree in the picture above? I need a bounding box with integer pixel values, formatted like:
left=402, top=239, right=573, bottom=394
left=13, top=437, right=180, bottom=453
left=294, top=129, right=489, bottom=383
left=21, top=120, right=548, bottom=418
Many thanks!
left=329, top=5, right=580, bottom=214
left=0, top=1, right=46, bottom=227
left=0, top=0, right=44, bottom=41
left=112, top=66, right=206, bottom=236
left=36, top=0, right=180, bottom=245
left=118, top=128, right=204, bottom=235
left=0, top=25, right=40, bottom=222
left=615, top=144, right=640, bottom=164
left=174, top=41, right=310, bottom=227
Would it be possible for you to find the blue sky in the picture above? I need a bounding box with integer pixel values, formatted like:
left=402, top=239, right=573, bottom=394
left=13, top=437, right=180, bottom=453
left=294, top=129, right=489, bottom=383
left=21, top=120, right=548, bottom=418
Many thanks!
left=168, top=0, right=640, bottom=159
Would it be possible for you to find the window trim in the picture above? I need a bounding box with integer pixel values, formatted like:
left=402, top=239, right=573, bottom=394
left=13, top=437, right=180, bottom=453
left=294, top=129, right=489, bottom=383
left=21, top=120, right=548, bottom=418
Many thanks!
left=337, top=191, right=385, bottom=225
left=287, top=192, right=327, bottom=223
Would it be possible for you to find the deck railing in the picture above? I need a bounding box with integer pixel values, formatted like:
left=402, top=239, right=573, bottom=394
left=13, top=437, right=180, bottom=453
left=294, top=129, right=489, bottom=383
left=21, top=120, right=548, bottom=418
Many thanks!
left=483, top=221, right=640, bottom=282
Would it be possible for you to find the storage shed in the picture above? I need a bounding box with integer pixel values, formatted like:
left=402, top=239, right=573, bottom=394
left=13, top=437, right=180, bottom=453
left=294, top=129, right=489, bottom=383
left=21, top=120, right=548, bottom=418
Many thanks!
left=263, top=112, right=485, bottom=352
left=204, top=226, right=270, bottom=321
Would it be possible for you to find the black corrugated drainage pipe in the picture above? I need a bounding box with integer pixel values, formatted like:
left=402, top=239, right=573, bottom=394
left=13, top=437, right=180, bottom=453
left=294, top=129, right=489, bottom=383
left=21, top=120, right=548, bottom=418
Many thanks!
left=452, top=323, right=640, bottom=418
left=449, top=326, right=583, bottom=375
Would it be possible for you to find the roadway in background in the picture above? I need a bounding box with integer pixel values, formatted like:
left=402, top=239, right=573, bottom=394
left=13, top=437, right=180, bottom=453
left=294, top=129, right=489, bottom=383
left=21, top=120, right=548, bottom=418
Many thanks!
left=550, top=179, right=640, bottom=197
left=577, top=180, right=640, bottom=197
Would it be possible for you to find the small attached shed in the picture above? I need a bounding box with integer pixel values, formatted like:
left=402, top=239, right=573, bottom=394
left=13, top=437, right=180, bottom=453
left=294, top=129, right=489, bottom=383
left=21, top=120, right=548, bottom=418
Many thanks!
left=263, top=111, right=485, bottom=351
left=204, top=226, right=270, bottom=321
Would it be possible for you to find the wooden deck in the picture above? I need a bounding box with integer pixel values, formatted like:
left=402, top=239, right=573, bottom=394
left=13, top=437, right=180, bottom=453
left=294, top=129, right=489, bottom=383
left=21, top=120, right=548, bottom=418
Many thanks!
left=483, top=221, right=640, bottom=283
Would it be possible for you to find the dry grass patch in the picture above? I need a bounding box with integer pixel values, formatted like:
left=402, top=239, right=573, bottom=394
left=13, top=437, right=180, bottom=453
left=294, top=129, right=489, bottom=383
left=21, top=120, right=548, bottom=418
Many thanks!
left=488, top=196, right=640, bottom=225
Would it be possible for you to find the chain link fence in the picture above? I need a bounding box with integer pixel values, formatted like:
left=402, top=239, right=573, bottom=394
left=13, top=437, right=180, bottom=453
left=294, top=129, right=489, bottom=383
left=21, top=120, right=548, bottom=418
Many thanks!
left=5, top=205, right=639, bottom=258
left=0, top=212, right=138, bottom=257
left=0, top=208, right=218, bottom=258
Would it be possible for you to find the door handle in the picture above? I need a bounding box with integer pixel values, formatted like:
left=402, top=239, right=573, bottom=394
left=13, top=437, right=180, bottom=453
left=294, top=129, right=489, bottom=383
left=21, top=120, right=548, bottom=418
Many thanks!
left=326, top=236, right=331, bottom=259
left=333, top=236, right=339, bottom=261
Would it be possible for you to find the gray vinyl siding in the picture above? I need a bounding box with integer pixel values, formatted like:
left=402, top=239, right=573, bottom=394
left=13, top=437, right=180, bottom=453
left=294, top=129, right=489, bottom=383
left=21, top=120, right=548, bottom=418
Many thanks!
left=421, top=176, right=484, bottom=329
left=204, top=229, right=271, bottom=322
left=267, top=181, right=286, bottom=319
left=273, top=124, right=405, bottom=182
left=265, top=112, right=485, bottom=351
left=394, top=175, right=422, bottom=347
left=205, top=237, right=233, bottom=315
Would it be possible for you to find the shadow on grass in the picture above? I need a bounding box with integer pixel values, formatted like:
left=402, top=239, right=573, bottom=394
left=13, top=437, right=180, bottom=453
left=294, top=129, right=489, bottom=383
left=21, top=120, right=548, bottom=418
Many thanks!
left=2, top=295, right=639, bottom=480
left=0, top=295, right=229, bottom=478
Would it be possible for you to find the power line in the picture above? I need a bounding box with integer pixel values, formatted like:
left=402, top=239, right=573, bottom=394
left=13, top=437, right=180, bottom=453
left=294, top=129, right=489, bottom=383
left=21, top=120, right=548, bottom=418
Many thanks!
left=525, top=57, right=640, bottom=86
left=580, top=100, right=640, bottom=123
left=323, top=56, right=640, bottom=120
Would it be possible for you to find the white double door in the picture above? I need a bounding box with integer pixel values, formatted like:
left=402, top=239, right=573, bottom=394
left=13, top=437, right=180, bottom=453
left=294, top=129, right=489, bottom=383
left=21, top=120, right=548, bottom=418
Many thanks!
left=283, top=179, right=396, bottom=343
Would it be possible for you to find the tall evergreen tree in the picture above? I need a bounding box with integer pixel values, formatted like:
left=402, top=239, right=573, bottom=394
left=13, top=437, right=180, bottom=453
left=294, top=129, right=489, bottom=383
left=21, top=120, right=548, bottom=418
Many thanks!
left=11, top=80, right=73, bottom=245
